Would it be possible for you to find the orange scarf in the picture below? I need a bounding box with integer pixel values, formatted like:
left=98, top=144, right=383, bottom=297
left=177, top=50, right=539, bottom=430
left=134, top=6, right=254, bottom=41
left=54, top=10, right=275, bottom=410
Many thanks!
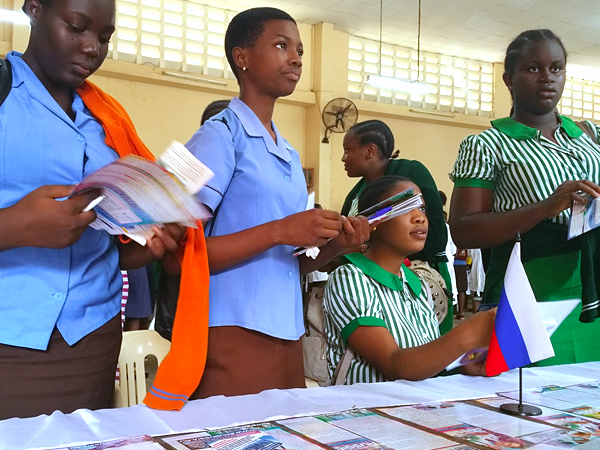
left=77, top=81, right=209, bottom=410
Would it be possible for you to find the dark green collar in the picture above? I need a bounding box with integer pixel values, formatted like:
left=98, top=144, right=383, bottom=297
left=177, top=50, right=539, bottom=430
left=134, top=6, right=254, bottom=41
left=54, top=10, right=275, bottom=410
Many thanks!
left=344, top=253, right=422, bottom=296
left=491, top=115, right=583, bottom=141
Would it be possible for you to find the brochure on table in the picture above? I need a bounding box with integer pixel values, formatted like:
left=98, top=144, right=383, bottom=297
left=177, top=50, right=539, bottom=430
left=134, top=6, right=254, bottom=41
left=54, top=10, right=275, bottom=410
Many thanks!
left=43, top=379, right=600, bottom=450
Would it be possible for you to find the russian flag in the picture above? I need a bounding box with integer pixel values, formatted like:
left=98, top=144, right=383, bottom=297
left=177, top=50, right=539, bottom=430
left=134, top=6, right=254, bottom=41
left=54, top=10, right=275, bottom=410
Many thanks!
left=485, top=241, right=554, bottom=376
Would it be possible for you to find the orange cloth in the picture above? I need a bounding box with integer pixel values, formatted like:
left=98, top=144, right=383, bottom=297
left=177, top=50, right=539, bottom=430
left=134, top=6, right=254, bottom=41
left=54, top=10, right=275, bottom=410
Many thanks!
left=77, top=81, right=209, bottom=410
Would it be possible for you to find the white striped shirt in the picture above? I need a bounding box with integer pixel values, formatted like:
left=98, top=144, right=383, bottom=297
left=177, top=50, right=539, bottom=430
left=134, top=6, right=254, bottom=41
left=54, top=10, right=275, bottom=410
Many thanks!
left=323, top=253, right=440, bottom=384
left=451, top=116, right=600, bottom=226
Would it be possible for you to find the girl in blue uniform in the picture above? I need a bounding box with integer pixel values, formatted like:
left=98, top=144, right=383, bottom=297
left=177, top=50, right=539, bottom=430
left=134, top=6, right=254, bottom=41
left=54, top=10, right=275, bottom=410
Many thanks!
left=187, top=7, right=369, bottom=398
left=0, top=0, right=181, bottom=419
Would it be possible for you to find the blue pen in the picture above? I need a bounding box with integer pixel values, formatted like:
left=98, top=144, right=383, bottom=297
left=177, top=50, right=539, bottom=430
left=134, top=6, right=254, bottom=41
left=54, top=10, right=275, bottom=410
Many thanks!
left=368, top=206, right=392, bottom=222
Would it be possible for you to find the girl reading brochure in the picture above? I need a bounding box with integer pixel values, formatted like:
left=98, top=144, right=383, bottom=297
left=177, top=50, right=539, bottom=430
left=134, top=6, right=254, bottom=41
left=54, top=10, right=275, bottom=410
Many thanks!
left=0, top=0, right=182, bottom=419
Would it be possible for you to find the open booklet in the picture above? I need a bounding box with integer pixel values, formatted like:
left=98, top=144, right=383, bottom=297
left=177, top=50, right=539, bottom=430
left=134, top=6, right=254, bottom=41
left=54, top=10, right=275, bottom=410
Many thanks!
left=293, top=187, right=423, bottom=257
left=70, top=141, right=213, bottom=245
left=568, top=194, right=600, bottom=240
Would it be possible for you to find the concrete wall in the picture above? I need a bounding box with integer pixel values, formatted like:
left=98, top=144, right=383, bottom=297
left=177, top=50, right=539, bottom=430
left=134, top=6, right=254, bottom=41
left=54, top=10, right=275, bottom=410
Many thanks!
left=0, top=10, right=523, bottom=212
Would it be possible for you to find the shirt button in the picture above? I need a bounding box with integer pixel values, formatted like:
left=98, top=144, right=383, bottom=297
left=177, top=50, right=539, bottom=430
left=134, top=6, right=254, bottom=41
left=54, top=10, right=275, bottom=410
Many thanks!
left=77, top=135, right=84, bottom=141
left=54, top=293, right=63, bottom=300
left=288, top=271, right=294, bottom=278
left=284, top=175, right=291, bottom=181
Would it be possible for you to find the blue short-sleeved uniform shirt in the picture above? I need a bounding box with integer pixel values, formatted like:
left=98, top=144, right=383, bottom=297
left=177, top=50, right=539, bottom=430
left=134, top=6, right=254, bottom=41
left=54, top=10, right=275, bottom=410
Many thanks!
left=187, top=97, right=307, bottom=340
left=0, top=52, right=122, bottom=350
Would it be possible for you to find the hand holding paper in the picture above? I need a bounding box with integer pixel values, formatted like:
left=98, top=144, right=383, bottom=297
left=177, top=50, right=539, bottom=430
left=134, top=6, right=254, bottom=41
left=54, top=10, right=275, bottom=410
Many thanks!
left=4, top=185, right=99, bottom=250
left=293, top=187, right=423, bottom=257
left=70, top=141, right=213, bottom=245
left=279, top=208, right=342, bottom=249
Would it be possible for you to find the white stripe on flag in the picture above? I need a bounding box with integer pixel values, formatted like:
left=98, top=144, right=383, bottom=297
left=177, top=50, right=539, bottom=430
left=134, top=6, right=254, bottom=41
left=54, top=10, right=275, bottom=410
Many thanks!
left=504, top=242, right=554, bottom=363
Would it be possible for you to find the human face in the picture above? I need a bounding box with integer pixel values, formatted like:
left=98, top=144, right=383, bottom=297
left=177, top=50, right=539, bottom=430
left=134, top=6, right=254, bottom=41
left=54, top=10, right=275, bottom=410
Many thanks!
left=505, top=39, right=566, bottom=116
left=342, top=130, right=370, bottom=178
left=373, top=181, right=428, bottom=258
left=242, top=19, right=303, bottom=99
left=24, top=0, right=115, bottom=97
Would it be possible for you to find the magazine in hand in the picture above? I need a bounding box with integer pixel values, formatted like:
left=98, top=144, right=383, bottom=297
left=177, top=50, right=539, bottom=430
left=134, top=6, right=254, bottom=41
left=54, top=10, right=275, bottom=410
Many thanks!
left=70, top=141, right=213, bottom=245
left=568, top=194, right=600, bottom=240
left=292, top=187, right=423, bottom=257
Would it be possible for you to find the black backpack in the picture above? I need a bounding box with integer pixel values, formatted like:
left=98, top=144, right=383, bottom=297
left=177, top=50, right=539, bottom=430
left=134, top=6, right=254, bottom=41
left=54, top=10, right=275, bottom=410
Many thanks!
left=0, top=58, right=12, bottom=107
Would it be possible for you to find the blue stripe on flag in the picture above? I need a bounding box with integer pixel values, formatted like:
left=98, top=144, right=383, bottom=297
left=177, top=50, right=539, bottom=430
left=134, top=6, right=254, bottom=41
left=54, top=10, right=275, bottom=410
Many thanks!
left=495, top=286, right=532, bottom=369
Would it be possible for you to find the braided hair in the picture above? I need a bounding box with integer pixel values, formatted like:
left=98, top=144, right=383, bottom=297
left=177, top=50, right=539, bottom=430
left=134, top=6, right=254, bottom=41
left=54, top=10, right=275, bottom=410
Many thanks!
left=504, top=29, right=567, bottom=77
left=348, top=120, right=399, bottom=160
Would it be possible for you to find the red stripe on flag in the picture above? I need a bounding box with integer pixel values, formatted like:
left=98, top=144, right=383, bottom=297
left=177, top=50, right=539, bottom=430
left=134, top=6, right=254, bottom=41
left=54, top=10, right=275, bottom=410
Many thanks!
left=486, top=328, right=509, bottom=376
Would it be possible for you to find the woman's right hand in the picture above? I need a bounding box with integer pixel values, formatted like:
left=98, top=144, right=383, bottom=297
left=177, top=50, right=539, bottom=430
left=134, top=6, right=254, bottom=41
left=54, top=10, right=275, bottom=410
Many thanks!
left=277, top=208, right=342, bottom=247
left=6, top=185, right=98, bottom=250
left=541, top=179, right=600, bottom=219
left=462, top=308, right=497, bottom=351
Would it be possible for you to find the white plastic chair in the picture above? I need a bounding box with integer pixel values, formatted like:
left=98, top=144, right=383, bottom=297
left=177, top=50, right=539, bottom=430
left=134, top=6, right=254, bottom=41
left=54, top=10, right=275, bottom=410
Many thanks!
left=118, top=330, right=171, bottom=407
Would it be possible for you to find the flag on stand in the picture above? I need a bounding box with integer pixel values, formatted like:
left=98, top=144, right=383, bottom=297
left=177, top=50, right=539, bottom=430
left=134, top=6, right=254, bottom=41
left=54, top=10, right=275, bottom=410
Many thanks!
left=485, top=241, right=554, bottom=376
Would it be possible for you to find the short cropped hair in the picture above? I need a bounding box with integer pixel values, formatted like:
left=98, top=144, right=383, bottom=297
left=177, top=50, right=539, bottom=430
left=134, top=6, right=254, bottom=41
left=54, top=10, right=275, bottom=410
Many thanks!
left=22, top=0, right=52, bottom=13
left=224, top=7, right=296, bottom=82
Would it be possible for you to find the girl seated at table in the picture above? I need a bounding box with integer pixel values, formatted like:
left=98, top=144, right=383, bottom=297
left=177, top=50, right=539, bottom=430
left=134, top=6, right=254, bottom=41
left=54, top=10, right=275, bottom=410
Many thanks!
left=323, top=176, right=496, bottom=384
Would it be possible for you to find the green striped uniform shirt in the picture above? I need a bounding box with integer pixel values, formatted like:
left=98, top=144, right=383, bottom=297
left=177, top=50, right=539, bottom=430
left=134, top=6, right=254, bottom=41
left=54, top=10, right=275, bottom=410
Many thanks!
left=451, top=116, right=600, bottom=226
left=323, top=253, right=440, bottom=384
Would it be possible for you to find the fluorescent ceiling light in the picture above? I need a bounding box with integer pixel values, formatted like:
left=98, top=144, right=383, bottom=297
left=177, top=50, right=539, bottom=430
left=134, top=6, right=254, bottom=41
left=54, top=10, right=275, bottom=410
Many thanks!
left=0, top=9, right=30, bottom=25
left=366, top=75, right=432, bottom=95
left=162, top=70, right=228, bottom=86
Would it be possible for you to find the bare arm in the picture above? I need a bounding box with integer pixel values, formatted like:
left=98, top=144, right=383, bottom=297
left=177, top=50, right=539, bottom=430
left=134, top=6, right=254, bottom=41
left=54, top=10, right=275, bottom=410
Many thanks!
left=0, top=185, right=98, bottom=252
left=206, top=209, right=344, bottom=273
left=449, top=181, right=600, bottom=249
left=346, top=309, right=496, bottom=381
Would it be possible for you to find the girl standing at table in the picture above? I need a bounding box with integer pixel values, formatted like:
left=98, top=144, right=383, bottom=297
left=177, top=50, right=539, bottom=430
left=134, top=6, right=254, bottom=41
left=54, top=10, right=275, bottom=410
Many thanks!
left=324, top=176, right=495, bottom=384
left=0, top=0, right=181, bottom=419
left=340, top=120, right=453, bottom=333
left=186, top=7, right=369, bottom=398
left=450, top=29, right=600, bottom=366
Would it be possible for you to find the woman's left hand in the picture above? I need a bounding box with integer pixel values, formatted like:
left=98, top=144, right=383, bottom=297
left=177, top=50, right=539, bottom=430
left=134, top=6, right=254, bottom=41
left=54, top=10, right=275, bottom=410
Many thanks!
left=333, top=215, right=370, bottom=250
left=460, top=361, right=488, bottom=377
left=146, top=223, right=186, bottom=259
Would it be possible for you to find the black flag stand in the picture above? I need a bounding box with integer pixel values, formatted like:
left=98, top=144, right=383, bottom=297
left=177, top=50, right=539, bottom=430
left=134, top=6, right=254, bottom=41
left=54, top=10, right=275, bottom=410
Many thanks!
left=499, top=232, right=542, bottom=417
left=499, top=367, right=542, bottom=416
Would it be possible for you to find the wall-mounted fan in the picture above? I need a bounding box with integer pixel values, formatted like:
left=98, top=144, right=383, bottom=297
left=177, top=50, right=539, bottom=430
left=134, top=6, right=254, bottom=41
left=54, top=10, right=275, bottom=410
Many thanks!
left=321, top=98, right=359, bottom=143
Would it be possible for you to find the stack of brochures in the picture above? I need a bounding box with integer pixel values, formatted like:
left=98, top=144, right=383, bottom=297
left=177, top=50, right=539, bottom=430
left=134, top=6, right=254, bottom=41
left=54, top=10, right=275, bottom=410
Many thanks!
left=44, top=380, right=600, bottom=449
left=70, top=141, right=213, bottom=245
left=293, top=187, right=424, bottom=257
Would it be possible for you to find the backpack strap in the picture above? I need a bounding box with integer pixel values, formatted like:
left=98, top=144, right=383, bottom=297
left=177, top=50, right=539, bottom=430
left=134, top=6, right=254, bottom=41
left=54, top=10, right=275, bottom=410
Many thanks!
left=0, top=58, right=12, bottom=107
left=205, top=115, right=232, bottom=237
left=332, top=347, right=354, bottom=385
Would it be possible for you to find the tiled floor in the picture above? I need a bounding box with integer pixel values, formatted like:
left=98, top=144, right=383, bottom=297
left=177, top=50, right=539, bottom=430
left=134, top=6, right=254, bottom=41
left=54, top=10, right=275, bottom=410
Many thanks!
left=452, top=310, right=474, bottom=328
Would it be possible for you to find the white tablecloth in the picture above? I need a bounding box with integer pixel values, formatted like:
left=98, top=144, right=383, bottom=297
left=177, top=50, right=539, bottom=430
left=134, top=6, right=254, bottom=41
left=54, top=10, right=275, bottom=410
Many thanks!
left=1, top=362, right=599, bottom=450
